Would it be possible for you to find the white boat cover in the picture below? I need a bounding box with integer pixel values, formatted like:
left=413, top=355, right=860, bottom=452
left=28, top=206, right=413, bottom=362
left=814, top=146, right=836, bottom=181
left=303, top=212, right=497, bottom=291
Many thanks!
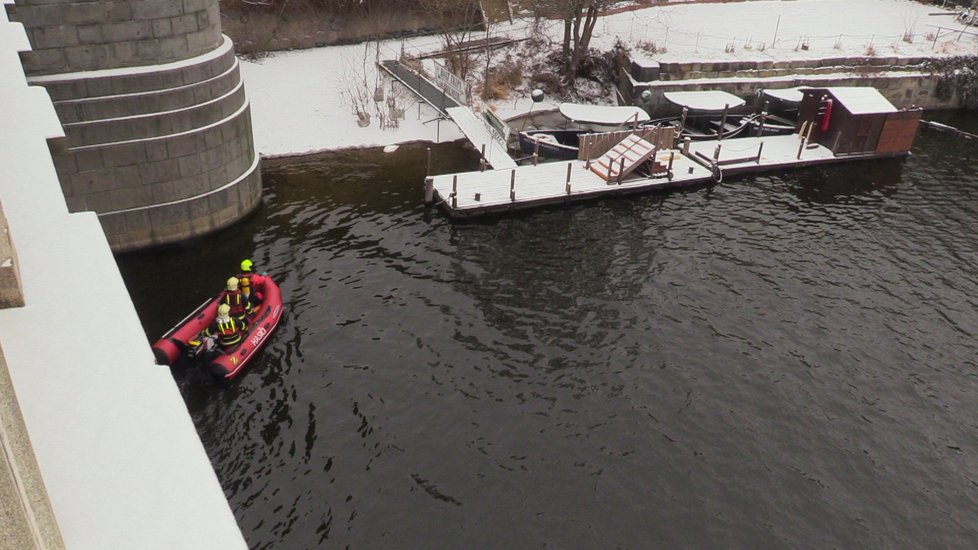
left=663, top=90, right=746, bottom=112
left=761, top=86, right=808, bottom=104
left=826, top=87, right=896, bottom=115
left=558, top=103, right=650, bottom=125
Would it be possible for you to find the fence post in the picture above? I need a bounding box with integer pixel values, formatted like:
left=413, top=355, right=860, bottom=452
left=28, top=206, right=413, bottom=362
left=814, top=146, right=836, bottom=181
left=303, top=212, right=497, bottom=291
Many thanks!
left=510, top=169, right=516, bottom=201
left=718, top=103, right=729, bottom=140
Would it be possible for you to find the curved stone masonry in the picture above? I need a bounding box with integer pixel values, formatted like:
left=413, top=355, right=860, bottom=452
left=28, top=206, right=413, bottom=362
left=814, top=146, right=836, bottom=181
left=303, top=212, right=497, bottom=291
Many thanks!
left=11, top=0, right=262, bottom=252
left=12, top=0, right=223, bottom=75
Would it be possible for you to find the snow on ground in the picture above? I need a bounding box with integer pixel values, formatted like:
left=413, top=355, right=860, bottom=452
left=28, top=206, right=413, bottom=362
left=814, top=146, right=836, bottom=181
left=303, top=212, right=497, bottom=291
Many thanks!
left=241, top=0, right=972, bottom=157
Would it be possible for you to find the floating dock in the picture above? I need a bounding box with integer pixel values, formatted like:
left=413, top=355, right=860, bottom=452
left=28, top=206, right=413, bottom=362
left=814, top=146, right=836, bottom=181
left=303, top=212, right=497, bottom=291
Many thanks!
left=427, top=133, right=862, bottom=218
left=426, top=86, right=922, bottom=218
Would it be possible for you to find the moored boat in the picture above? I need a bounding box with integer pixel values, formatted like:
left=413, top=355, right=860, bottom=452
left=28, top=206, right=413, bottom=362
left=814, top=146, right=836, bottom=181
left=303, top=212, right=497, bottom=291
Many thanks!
left=152, top=275, right=284, bottom=380
left=517, top=103, right=650, bottom=160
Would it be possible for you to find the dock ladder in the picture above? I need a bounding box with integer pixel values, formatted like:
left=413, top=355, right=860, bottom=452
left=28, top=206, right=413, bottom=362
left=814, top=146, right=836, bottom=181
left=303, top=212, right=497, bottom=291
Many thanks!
left=590, top=134, right=660, bottom=183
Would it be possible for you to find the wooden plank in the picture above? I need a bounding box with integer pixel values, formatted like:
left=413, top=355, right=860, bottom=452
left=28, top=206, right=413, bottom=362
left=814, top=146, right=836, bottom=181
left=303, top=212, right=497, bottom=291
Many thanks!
left=446, top=106, right=518, bottom=170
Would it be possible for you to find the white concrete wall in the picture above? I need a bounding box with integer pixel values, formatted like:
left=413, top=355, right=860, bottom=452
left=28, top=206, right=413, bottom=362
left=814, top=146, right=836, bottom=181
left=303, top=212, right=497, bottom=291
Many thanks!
left=0, top=6, right=247, bottom=549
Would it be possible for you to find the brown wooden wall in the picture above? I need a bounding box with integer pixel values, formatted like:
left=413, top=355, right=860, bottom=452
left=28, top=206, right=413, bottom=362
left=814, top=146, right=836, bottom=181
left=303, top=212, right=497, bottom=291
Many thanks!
left=876, top=110, right=922, bottom=155
left=578, top=126, right=676, bottom=160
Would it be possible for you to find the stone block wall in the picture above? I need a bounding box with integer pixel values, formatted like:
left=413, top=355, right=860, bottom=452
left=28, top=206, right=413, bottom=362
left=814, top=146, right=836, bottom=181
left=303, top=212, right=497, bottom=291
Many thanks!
left=621, top=53, right=959, bottom=115
left=9, top=1, right=261, bottom=252
left=10, top=0, right=222, bottom=75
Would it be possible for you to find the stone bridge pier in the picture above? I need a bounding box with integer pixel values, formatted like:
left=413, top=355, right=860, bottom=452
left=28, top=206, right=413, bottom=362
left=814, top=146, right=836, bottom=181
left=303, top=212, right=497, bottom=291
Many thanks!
left=7, top=0, right=261, bottom=252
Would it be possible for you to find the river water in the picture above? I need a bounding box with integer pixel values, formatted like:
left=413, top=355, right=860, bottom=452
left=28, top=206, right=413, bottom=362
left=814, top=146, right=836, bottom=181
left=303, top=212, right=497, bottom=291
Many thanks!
left=119, top=116, right=978, bottom=548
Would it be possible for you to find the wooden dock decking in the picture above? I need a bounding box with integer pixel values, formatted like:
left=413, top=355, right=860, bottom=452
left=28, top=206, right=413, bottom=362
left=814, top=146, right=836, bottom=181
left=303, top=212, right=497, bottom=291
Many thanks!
left=427, top=134, right=861, bottom=218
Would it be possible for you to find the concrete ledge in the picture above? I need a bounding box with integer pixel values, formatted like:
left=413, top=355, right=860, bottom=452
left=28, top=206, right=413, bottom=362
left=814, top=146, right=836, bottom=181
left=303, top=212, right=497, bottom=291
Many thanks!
left=0, top=201, right=24, bottom=309
left=27, top=34, right=235, bottom=101
left=52, top=56, right=240, bottom=123
left=0, top=342, right=64, bottom=550
left=59, top=98, right=257, bottom=212
left=63, top=77, right=246, bottom=145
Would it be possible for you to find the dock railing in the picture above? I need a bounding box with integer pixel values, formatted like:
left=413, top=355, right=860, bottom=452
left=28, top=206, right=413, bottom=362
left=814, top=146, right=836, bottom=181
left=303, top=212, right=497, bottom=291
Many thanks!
left=578, top=126, right=676, bottom=161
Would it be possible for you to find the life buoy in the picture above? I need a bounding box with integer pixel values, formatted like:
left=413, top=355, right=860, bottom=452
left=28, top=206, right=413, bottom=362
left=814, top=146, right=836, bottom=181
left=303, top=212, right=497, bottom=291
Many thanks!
left=820, top=99, right=834, bottom=132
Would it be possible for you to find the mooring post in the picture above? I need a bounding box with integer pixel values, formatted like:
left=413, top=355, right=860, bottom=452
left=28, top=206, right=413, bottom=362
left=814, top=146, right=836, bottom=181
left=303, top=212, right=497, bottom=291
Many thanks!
left=534, top=137, right=540, bottom=160
left=533, top=153, right=538, bottom=166
left=480, top=144, right=487, bottom=171
left=510, top=169, right=516, bottom=202
left=424, top=177, right=434, bottom=204
left=566, top=163, right=572, bottom=194
left=584, top=139, right=591, bottom=169
left=618, top=157, right=625, bottom=185
left=713, top=143, right=721, bottom=161
left=756, top=141, right=764, bottom=163
left=426, top=147, right=431, bottom=176
left=682, top=137, right=691, bottom=155
left=719, top=103, right=729, bottom=140
left=667, top=151, right=675, bottom=174
left=452, top=175, right=457, bottom=209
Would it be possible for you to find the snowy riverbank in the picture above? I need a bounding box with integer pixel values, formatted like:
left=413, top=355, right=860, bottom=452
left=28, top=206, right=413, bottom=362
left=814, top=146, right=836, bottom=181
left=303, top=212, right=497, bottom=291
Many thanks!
left=240, top=0, right=971, bottom=157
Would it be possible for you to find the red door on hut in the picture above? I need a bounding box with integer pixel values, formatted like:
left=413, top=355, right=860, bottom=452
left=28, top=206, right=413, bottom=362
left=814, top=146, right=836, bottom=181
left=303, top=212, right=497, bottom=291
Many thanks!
left=795, top=87, right=921, bottom=157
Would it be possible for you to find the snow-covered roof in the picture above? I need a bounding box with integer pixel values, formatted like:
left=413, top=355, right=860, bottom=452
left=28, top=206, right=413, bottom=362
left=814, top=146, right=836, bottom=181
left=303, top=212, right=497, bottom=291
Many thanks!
left=558, top=103, right=650, bottom=125
left=663, top=91, right=746, bottom=112
left=827, top=87, right=897, bottom=115
left=761, top=86, right=809, bottom=104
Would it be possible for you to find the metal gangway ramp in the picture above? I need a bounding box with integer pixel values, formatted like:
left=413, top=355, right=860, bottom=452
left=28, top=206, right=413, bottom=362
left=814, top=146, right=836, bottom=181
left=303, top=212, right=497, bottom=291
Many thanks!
left=445, top=106, right=517, bottom=170
left=378, top=59, right=462, bottom=116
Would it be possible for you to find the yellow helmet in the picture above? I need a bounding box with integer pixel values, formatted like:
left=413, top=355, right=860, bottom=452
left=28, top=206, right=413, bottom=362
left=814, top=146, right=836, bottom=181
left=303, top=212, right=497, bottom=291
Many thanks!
left=226, top=276, right=239, bottom=291
left=217, top=304, right=231, bottom=316
left=240, top=259, right=253, bottom=272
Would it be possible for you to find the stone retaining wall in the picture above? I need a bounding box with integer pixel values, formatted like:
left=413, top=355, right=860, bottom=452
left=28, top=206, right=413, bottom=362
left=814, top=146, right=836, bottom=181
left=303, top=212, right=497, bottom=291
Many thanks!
left=10, top=1, right=261, bottom=252
left=9, top=0, right=223, bottom=75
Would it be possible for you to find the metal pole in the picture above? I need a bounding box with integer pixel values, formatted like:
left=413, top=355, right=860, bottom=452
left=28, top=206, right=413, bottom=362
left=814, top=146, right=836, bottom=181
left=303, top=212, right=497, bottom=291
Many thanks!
left=772, top=15, right=781, bottom=47
left=451, top=175, right=457, bottom=209
left=424, top=177, right=434, bottom=204
left=480, top=144, right=486, bottom=171
left=756, top=142, right=764, bottom=163
left=425, top=147, right=431, bottom=176
left=510, top=170, right=516, bottom=201
left=566, top=163, right=572, bottom=194
left=797, top=136, right=806, bottom=159
left=713, top=143, right=721, bottom=161
left=718, top=104, right=729, bottom=140
left=682, top=136, right=691, bottom=155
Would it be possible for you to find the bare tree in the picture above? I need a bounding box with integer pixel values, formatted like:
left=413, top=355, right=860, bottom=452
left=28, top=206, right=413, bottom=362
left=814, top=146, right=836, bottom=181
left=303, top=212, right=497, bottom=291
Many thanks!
left=534, top=0, right=612, bottom=84
left=415, top=0, right=483, bottom=78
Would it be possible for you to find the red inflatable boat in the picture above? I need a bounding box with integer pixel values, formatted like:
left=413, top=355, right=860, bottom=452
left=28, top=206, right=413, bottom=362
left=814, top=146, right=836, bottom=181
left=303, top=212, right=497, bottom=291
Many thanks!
left=152, top=275, right=284, bottom=380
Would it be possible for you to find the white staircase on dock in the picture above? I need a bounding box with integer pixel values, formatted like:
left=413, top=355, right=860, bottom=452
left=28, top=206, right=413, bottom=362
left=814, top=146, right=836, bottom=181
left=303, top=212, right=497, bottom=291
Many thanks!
left=590, top=134, right=658, bottom=183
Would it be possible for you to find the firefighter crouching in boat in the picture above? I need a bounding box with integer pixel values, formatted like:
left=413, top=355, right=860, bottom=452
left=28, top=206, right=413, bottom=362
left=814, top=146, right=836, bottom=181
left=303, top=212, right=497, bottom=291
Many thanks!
left=188, top=303, right=247, bottom=355
left=207, top=303, right=247, bottom=348
left=220, top=276, right=248, bottom=322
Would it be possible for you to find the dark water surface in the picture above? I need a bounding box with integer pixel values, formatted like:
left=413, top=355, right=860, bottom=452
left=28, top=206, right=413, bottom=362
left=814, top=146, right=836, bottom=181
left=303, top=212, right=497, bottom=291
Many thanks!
left=119, top=118, right=978, bottom=548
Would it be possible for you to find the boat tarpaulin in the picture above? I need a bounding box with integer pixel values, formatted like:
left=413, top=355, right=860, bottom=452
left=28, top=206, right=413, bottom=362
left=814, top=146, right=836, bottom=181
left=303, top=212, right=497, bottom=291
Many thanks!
left=663, top=91, right=746, bottom=112
left=761, top=86, right=808, bottom=104
left=558, top=103, right=650, bottom=126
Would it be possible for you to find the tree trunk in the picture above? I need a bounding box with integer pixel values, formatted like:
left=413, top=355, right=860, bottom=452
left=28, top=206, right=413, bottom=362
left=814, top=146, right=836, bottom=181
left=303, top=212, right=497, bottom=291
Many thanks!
left=562, top=19, right=571, bottom=55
